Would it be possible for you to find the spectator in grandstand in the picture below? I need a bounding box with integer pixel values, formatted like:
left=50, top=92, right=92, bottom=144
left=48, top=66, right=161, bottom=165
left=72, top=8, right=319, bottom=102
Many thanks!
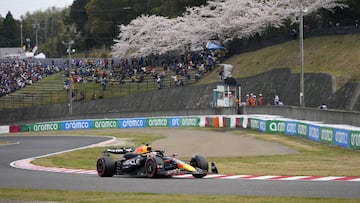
left=0, top=46, right=225, bottom=97
left=64, top=79, right=70, bottom=91
left=101, top=77, right=108, bottom=91
left=185, top=71, right=191, bottom=85
left=0, top=60, right=60, bottom=97
left=156, top=75, right=163, bottom=89
left=171, top=75, right=183, bottom=87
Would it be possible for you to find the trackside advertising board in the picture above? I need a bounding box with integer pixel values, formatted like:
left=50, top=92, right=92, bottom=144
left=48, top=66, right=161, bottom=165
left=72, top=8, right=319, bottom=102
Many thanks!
left=259, top=120, right=266, bottom=132
left=11, top=115, right=359, bottom=151
left=334, top=128, right=350, bottom=148
left=147, top=117, right=170, bottom=127
left=297, top=122, right=308, bottom=139
left=170, top=117, right=200, bottom=127
left=308, top=124, right=321, bottom=142
left=62, top=120, right=92, bottom=130
left=285, top=121, right=298, bottom=136
left=30, top=122, right=61, bottom=132
left=119, top=118, right=146, bottom=128
left=93, top=120, right=119, bottom=129
left=320, top=126, right=334, bottom=145
left=259, top=119, right=286, bottom=134
left=249, top=118, right=259, bottom=130
left=350, top=131, right=360, bottom=150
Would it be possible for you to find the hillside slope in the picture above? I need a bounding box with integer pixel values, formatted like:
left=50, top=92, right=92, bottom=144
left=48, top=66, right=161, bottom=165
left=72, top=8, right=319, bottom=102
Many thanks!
left=199, top=34, right=360, bottom=89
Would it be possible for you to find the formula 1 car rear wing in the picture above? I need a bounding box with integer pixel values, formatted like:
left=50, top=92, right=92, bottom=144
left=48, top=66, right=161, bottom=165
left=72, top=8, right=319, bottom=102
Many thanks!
left=103, top=147, right=134, bottom=155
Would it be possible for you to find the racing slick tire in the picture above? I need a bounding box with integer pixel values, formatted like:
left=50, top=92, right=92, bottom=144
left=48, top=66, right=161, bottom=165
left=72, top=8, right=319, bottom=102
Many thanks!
left=96, top=156, right=116, bottom=177
left=145, top=156, right=164, bottom=178
left=190, top=155, right=208, bottom=178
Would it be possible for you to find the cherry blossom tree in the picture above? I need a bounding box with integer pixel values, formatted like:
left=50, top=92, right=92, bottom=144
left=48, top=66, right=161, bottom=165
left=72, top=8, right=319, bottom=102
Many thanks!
left=112, top=0, right=346, bottom=58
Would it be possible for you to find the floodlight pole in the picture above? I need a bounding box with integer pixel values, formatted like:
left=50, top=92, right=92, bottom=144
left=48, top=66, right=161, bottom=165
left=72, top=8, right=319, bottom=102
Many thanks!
left=63, top=40, right=74, bottom=115
left=20, top=21, right=23, bottom=48
left=32, top=23, right=40, bottom=48
left=299, top=1, right=305, bottom=107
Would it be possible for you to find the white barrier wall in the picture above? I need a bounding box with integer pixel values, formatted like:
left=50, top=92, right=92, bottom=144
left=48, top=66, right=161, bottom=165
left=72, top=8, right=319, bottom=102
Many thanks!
left=0, top=125, right=9, bottom=134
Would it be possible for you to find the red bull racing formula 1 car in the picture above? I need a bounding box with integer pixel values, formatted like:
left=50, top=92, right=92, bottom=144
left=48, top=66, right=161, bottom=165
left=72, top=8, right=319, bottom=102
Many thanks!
left=96, top=144, right=208, bottom=178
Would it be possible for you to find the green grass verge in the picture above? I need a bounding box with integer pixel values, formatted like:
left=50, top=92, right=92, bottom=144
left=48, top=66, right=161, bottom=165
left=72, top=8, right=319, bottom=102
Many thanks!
left=30, top=128, right=360, bottom=176
left=213, top=130, right=360, bottom=176
left=32, top=129, right=163, bottom=169
left=0, top=188, right=357, bottom=203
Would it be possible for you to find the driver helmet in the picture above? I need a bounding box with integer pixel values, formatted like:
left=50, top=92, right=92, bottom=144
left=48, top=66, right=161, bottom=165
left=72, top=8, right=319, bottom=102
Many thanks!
left=134, top=144, right=152, bottom=154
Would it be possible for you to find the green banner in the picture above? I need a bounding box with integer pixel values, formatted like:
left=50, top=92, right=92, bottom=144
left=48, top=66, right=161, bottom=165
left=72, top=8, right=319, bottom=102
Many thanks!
left=297, top=122, right=308, bottom=138
left=320, top=127, right=334, bottom=145
left=20, top=125, right=30, bottom=132
left=180, top=117, right=200, bottom=127
left=350, top=130, right=360, bottom=150
left=93, top=119, right=118, bottom=129
left=266, top=120, right=286, bottom=134
left=30, top=122, right=61, bottom=132
left=147, top=117, right=170, bottom=127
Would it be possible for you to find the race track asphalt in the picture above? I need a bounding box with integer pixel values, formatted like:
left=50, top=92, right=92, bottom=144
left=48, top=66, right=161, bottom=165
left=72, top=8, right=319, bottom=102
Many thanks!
left=0, top=135, right=359, bottom=198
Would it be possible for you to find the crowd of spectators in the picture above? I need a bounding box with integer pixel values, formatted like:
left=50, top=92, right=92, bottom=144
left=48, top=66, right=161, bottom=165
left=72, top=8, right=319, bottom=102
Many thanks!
left=0, top=60, right=62, bottom=97
left=66, top=49, right=226, bottom=90
left=1, top=48, right=227, bottom=97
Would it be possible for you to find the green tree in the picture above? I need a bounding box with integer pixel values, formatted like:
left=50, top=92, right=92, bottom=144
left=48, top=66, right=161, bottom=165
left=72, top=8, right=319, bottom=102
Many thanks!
left=69, top=0, right=94, bottom=50
left=2, top=12, right=20, bottom=47
left=330, top=0, right=360, bottom=24
left=80, top=0, right=208, bottom=49
left=0, top=16, right=6, bottom=47
left=84, top=0, right=138, bottom=48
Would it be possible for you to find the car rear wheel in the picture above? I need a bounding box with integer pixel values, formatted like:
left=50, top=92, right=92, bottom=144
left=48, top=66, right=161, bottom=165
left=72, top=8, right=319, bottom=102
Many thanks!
left=96, top=156, right=115, bottom=177
left=145, top=156, right=163, bottom=178
left=190, top=155, right=208, bottom=178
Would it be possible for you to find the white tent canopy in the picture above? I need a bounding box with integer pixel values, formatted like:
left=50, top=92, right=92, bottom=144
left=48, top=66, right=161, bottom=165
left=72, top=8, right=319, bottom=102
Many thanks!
left=206, top=41, right=225, bottom=50
left=34, top=52, right=46, bottom=59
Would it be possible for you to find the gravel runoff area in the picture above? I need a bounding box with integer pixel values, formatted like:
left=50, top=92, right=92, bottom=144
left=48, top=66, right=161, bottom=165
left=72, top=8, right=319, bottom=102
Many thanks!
left=108, top=128, right=298, bottom=157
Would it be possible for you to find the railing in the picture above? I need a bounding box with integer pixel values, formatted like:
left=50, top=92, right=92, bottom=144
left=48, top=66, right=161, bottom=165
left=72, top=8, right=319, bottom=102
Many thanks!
left=0, top=77, right=196, bottom=110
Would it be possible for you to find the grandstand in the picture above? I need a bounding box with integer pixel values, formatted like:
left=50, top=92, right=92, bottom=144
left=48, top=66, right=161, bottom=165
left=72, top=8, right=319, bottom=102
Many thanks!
left=0, top=50, right=221, bottom=109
